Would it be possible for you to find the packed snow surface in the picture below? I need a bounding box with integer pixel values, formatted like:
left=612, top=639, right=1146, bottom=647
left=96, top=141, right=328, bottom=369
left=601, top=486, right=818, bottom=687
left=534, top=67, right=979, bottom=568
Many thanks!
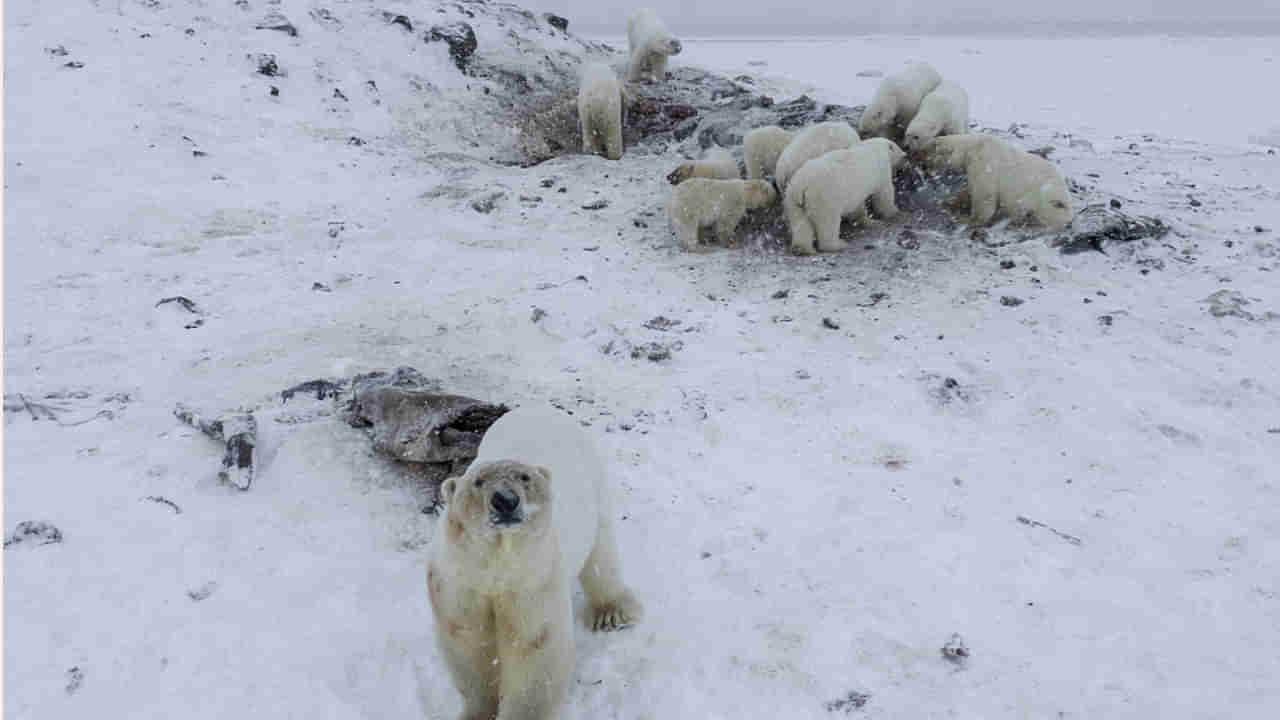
left=5, top=2, right=1280, bottom=719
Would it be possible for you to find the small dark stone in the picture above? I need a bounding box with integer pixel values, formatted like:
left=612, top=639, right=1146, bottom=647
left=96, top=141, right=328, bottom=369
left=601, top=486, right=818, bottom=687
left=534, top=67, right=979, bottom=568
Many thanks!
left=333, top=88, right=348, bottom=101
left=795, top=369, right=811, bottom=380
left=1083, top=297, right=1093, bottom=304
left=581, top=198, right=609, bottom=210
left=941, top=633, right=970, bottom=664
left=347, top=136, right=365, bottom=146
left=530, top=307, right=547, bottom=323
left=191, top=150, right=207, bottom=157
left=824, top=691, right=871, bottom=713
left=822, top=317, right=840, bottom=330
left=254, top=54, right=281, bottom=77
left=1256, top=225, right=1269, bottom=233
left=999, top=296, right=1024, bottom=307
left=312, top=282, right=332, bottom=292
left=62, top=61, right=85, bottom=69
left=470, top=191, right=504, bottom=214
left=65, top=666, right=84, bottom=695
left=426, top=23, right=478, bottom=72
left=1110, top=198, right=1122, bottom=209
left=269, top=86, right=280, bottom=96
left=384, top=13, right=413, bottom=31
left=557, top=187, right=568, bottom=194
left=999, top=260, right=1016, bottom=270
left=1188, top=195, right=1202, bottom=207
left=540, top=177, right=557, bottom=188
left=156, top=296, right=200, bottom=313
left=4, top=520, right=64, bottom=548
left=542, top=13, right=569, bottom=32
left=46, top=45, right=69, bottom=57
left=771, top=289, right=790, bottom=300
left=759, top=95, right=774, bottom=107
left=1098, top=314, right=1114, bottom=326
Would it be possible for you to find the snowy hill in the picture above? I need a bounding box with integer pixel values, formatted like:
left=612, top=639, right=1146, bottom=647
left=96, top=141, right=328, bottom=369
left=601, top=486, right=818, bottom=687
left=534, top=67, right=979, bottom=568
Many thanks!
left=5, top=2, right=1280, bottom=719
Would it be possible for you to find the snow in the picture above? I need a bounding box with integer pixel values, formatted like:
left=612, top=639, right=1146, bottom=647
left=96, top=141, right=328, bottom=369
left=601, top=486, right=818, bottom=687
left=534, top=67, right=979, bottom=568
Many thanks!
left=5, top=3, right=1280, bottom=719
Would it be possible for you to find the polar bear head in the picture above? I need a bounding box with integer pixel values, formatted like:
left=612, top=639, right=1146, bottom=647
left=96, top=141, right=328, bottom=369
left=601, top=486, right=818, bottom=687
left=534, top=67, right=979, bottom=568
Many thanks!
left=857, top=101, right=896, bottom=140
left=441, top=460, right=554, bottom=544
left=904, top=119, right=943, bottom=154
left=918, top=136, right=977, bottom=170
left=744, top=179, right=778, bottom=208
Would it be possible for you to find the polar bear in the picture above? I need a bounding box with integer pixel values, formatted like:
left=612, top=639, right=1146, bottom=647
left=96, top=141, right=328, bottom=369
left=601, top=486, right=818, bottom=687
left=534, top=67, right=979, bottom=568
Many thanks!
left=668, top=178, right=777, bottom=251
left=773, top=121, right=861, bottom=192
left=783, top=138, right=907, bottom=255
left=428, top=405, right=641, bottom=720
left=919, top=135, right=1073, bottom=230
left=744, top=126, right=795, bottom=180
left=627, top=8, right=682, bottom=83
left=857, top=62, right=943, bottom=142
left=578, top=62, right=626, bottom=160
left=666, top=146, right=739, bottom=184
left=903, top=81, right=969, bottom=152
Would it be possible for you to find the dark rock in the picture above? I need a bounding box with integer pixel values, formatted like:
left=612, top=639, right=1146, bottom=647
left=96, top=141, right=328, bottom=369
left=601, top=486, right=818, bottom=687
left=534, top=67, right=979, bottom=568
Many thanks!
left=999, top=295, right=1024, bottom=307
left=581, top=198, right=609, bottom=210
left=282, top=378, right=346, bottom=402
left=427, top=22, right=478, bottom=72
left=384, top=12, right=413, bottom=31
left=1056, top=204, right=1170, bottom=255
left=543, top=13, right=569, bottom=32
left=643, top=315, right=682, bottom=331
left=333, top=88, right=348, bottom=101
left=155, top=296, right=200, bottom=314
left=824, top=691, right=871, bottom=713
left=45, top=45, right=69, bottom=57
left=65, top=666, right=84, bottom=695
left=470, top=191, right=505, bottom=213
left=4, top=521, right=63, bottom=548
left=269, top=86, right=280, bottom=96
left=1110, top=198, right=1122, bottom=209
left=771, top=289, right=790, bottom=299
left=1188, top=195, right=1202, bottom=207
left=531, top=307, right=548, bottom=323
left=255, top=13, right=299, bottom=37
left=187, top=581, right=218, bottom=601
left=347, top=136, right=365, bottom=146
left=822, top=317, right=840, bottom=330
left=253, top=53, right=281, bottom=77
left=941, top=633, right=970, bottom=664
left=999, top=260, right=1016, bottom=269
left=62, top=61, right=85, bottom=69
left=174, top=406, right=257, bottom=491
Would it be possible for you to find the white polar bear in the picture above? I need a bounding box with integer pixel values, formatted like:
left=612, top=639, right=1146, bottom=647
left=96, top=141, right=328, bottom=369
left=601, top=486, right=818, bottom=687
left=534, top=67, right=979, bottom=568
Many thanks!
left=428, top=405, right=641, bottom=720
left=903, top=81, right=970, bottom=152
left=668, top=178, right=777, bottom=251
left=666, top=146, right=740, bottom=184
left=783, top=138, right=907, bottom=255
left=578, top=62, right=626, bottom=160
left=743, top=126, right=795, bottom=180
left=858, top=62, right=943, bottom=142
left=919, top=135, right=1073, bottom=230
left=627, top=8, right=682, bottom=83
left=773, top=121, right=861, bottom=192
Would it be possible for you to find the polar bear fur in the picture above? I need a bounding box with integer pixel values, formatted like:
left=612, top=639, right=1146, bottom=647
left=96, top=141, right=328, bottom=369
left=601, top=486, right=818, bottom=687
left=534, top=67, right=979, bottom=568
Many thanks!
left=903, top=81, right=970, bottom=152
left=668, top=178, right=777, bottom=251
left=627, top=8, right=682, bottom=83
left=428, top=406, right=641, bottom=720
left=744, top=126, right=795, bottom=180
left=667, top=146, right=739, bottom=185
left=578, top=62, right=626, bottom=160
left=919, top=135, right=1073, bottom=230
left=784, top=138, right=907, bottom=255
left=773, top=121, right=861, bottom=192
left=858, top=62, right=943, bottom=142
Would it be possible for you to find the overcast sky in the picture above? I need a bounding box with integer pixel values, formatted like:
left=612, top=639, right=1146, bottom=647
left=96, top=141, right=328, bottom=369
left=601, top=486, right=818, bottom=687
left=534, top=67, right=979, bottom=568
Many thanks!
left=521, top=1, right=1277, bottom=32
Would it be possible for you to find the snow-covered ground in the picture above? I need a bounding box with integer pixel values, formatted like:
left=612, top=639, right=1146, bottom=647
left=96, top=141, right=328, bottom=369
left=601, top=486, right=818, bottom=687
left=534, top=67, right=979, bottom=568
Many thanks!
left=5, top=2, right=1280, bottom=719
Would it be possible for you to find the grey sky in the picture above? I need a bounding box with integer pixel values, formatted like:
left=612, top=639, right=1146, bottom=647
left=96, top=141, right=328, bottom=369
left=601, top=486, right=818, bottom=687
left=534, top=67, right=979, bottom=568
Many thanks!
left=520, top=1, right=1278, bottom=33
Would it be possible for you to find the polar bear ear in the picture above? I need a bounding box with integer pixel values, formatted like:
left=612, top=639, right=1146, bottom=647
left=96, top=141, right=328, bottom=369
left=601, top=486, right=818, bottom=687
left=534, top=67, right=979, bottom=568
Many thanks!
left=441, top=477, right=458, bottom=503
left=535, top=466, right=553, bottom=484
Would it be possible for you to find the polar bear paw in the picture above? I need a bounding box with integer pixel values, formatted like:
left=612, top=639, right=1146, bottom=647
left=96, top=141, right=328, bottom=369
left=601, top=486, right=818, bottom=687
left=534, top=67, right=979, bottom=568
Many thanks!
left=589, top=590, right=642, bottom=632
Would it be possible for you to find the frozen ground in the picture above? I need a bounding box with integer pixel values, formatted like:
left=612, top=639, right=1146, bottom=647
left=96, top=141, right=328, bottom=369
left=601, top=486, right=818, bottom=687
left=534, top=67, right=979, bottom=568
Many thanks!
left=5, top=2, right=1280, bottom=719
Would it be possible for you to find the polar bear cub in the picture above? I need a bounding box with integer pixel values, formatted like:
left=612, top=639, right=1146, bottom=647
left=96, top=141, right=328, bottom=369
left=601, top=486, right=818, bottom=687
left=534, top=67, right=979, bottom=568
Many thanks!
left=428, top=405, right=641, bottom=720
left=669, top=178, right=777, bottom=251
left=904, top=81, right=969, bottom=152
left=578, top=62, right=626, bottom=160
left=743, top=125, right=795, bottom=180
left=784, top=138, right=907, bottom=255
left=919, top=135, right=1073, bottom=230
left=667, top=146, right=740, bottom=184
left=858, top=62, right=943, bottom=142
left=627, top=8, right=682, bottom=83
left=773, top=121, right=861, bottom=191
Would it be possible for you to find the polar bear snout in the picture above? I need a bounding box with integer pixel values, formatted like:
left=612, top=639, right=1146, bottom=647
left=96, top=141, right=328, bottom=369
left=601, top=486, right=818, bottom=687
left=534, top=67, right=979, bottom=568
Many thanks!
left=490, top=487, right=523, bottom=524
left=667, top=39, right=682, bottom=55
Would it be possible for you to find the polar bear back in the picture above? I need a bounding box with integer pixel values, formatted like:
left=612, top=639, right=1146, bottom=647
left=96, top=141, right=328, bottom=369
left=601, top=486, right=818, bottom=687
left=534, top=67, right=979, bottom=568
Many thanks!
left=744, top=126, right=794, bottom=180
left=860, top=62, right=942, bottom=138
left=774, top=121, right=861, bottom=190
left=473, top=406, right=603, bottom=577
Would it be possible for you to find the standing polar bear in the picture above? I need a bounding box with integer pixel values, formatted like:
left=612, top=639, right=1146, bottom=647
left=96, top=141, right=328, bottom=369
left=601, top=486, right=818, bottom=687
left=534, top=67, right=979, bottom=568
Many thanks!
left=784, top=138, right=907, bottom=255
left=666, top=146, right=740, bottom=184
left=919, top=135, right=1073, bottom=230
left=578, top=62, right=626, bottom=160
left=743, top=125, right=795, bottom=180
left=428, top=406, right=642, bottom=720
left=668, top=178, right=777, bottom=251
left=903, top=81, right=970, bottom=152
left=627, top=8, right=682, bottom=83
left=858, top=62, right=943, bottom=142
left=773, top=121, right=861, bottom=191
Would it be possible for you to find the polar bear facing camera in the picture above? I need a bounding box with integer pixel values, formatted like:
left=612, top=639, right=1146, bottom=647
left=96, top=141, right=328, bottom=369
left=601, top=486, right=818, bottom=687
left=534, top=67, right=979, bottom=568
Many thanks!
left=903, top=81, right=969, bottom=152
left=744, top=126, right=795, bottom=180
left=858, top=62, right=943, bottom=142
left=784, top=138, right=907, bottom=255
left=578, top=62, right=626, bottom=160
left=773, top=121, right=861, bottom=191
left=667, top=146, right=740, bottom=185
left=428, top=406, right=641, bottom=720
left=919, top=135, right=1073, bottom=230
left=668, top=178, right=777, bottom=251
left=627, top=8, right=682, bottom=83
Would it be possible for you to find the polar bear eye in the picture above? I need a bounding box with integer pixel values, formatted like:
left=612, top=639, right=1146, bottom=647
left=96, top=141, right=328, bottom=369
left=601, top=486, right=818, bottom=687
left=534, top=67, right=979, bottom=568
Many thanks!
left=519, top=473, right=531, bottom=484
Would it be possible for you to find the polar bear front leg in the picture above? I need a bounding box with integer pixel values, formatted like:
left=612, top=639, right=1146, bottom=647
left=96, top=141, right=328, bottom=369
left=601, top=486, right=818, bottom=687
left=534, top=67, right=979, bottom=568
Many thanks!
left=870, top=184, right=899, bottom=221
left=650, top=53, right=669, bottom=81
left=814, top=208, right=847, bottom=253
left=495, top=592, right=574, bottom=720
left=627, top=48, right=648, bottom=83
left=581, top=115, right=594, bottom=154
left=714, top=207, right=745, bottom=247
left=605, top=116, right=623, bottom=161
left=967, top=167, right=999, bottom=226
left=580, top=513, right=643, bottom=631
left=784, top=199, right=818, bottom=255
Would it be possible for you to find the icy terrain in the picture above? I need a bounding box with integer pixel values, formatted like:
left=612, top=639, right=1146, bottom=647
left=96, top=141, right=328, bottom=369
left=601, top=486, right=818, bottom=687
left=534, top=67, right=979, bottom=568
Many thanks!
left=5, top=2, right=1280, bottom=719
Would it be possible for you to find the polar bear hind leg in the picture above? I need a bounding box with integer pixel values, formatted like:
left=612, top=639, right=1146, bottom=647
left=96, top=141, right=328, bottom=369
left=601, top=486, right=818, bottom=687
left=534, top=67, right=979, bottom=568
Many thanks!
left=605, top=117, right=623, bottom=161
left=967, top=167, right=999, bottom=226
left=870, top=184, right=899, bottom=220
